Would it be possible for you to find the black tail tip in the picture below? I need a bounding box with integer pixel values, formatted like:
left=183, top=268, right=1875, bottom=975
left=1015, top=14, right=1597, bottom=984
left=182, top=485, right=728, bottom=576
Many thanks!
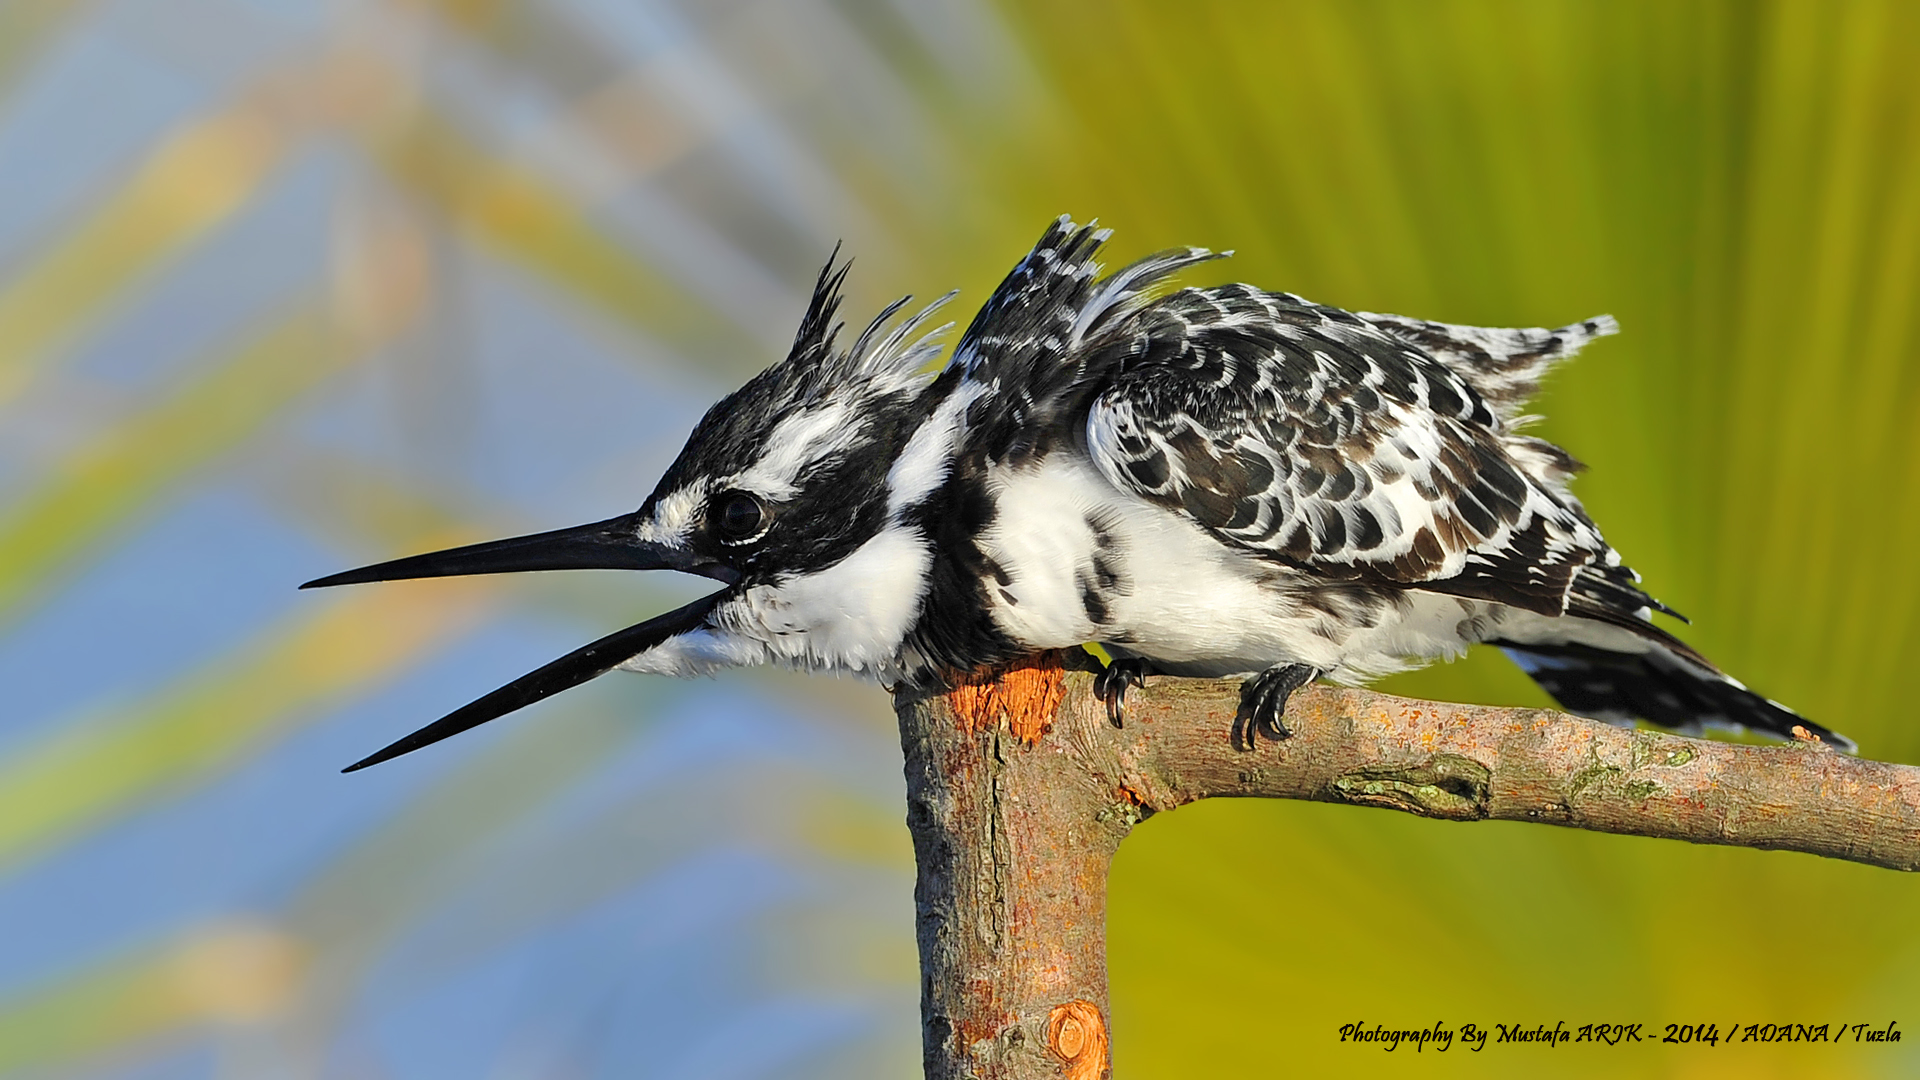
left=1498, top=641, right=1858, bottom=755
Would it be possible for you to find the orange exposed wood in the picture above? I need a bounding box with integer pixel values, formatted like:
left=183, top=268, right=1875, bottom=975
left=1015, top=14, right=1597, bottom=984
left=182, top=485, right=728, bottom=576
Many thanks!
left=943, top=652, right=1067, bottom=745
left=1046, top=999, right=1110, bottom=1080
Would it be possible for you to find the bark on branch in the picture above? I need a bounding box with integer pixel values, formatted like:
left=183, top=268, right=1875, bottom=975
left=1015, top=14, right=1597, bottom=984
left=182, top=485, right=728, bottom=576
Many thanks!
left=893, top=654, right=1920, bottom=1080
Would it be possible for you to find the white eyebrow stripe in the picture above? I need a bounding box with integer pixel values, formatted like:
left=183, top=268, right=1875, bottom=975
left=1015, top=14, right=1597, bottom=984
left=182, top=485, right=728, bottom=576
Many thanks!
left=734, top=402, right=860, bottom=499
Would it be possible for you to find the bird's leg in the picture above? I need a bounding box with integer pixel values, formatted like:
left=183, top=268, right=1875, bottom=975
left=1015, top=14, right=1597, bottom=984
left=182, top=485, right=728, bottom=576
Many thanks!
left=1093, top=657, right=1150, bottom=728
left=1233, top=664, right=1319, bottom=750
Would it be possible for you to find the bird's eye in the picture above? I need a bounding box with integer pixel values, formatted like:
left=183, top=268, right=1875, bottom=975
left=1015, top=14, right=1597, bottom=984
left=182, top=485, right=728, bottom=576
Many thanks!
left=712, top=490, right=769, bottom=543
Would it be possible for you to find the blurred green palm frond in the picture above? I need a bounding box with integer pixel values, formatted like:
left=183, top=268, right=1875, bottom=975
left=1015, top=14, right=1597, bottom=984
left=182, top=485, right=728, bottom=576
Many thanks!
left=0, top=582, right=494, bottom=874
left=0, top=307, right=350, bottom=622
left=987, top=3, right=1920, bottom=1076
left=0, top=105, right=284, bottom=408
left=0, top=1, right=1914, bottom=1078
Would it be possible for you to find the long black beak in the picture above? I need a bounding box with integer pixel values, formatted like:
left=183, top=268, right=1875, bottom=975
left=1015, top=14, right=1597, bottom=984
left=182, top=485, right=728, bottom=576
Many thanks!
left=299, top=513, right=737, bottom=590
left=341, top=589, right=727, bottom=772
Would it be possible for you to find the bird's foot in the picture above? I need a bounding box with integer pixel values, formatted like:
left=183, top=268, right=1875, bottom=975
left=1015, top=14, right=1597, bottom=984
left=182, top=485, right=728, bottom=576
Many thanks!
left=1094, top=657, right=1150, bottom=728
left=1233, top=664, right=1319, bottom=750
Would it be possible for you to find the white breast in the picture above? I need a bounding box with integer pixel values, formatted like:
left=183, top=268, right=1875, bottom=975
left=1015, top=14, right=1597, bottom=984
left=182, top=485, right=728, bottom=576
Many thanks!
left=977, top=453, right=1492, bottom=681
left=738, top=525, right=932, bottom=675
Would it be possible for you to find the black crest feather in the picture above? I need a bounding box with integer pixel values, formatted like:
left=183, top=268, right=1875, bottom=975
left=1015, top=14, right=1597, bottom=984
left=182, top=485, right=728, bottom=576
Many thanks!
left=789, top=243, right=850, bottom=372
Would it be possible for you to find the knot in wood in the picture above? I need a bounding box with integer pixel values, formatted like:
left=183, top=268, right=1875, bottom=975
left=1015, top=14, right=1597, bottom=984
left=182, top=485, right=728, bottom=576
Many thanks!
left=1330, top=753, right=1491, bottom=820
left=1046, top=999, right=1109, bottom=1080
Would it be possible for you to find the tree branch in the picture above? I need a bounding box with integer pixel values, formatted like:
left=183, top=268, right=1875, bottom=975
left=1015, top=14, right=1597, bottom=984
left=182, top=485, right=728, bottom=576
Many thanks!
left=894, top=656, right=1919, bottom=1079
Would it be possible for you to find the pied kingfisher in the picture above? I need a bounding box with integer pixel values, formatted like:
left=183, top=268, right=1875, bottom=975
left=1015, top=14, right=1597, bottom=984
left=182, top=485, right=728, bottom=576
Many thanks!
left=306, top=216, right=1850, bottom=771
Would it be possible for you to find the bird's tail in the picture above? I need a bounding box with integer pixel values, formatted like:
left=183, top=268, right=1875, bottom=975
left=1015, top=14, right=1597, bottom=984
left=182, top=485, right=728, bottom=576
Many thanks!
left=1495, top=631, right=1855, bottom=754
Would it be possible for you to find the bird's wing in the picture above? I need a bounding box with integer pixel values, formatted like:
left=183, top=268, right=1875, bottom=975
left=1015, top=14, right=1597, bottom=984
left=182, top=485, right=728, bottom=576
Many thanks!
left=948, top=218, right=1224, bottom=436
left=1356, top=311, right=1618, bottom=422
left=1081, top=285, right=1620, bottom=616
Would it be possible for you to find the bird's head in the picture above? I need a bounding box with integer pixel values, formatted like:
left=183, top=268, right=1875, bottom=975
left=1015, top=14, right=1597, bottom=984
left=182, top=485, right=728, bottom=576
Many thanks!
left=305, top=252, right=953, bottom=771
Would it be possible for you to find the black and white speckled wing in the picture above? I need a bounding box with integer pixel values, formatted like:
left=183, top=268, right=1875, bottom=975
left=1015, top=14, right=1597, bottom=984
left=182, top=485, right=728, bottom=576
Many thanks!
left=1356, top=311, right=1618, bottom=422
left=1080, top=285, right=1622, bottom=616
left=948, top=217, right=1224, bottom=466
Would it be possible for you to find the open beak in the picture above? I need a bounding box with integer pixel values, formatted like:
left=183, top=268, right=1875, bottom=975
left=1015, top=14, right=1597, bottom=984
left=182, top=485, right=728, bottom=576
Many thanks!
left=339, top=590, right=726, bottom=773
left=299, top=512, right=737, bottom=589
left=302, top=512, right=737, bottom=772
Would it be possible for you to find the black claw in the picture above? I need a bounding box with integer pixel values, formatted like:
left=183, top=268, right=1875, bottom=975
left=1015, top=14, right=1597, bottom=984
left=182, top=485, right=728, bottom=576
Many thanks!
left=1095, top=658, right=1149, bottom=728
left=1232, top=664, right=1318, bottom=751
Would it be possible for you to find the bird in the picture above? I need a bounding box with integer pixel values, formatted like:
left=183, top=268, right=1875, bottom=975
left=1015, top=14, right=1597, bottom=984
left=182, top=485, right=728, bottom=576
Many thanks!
left=303, top=216, right=1851, bottom=772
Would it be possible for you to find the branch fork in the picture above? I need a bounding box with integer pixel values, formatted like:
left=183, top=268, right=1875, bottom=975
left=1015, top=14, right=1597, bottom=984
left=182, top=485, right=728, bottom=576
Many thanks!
left=894, top=655, right=1918, bottom=1079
